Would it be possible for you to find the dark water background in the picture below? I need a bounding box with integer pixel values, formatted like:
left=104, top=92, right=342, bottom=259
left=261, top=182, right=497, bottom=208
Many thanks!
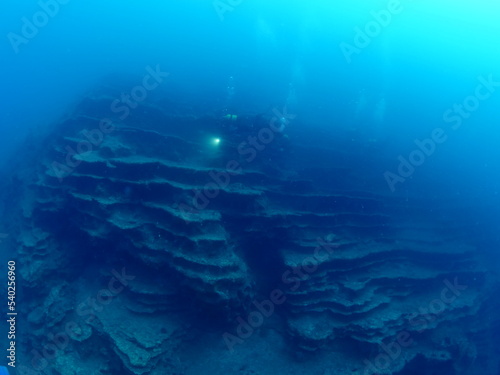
left=1, top=1, right=500, bottom=373
left=1, top=0, right=500, bottom=199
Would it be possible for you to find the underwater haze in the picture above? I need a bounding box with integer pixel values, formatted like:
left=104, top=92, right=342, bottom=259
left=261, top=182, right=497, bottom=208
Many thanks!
left=1, top=1, right=500, bottom=374
left=1, top=0, right=500, bottom=196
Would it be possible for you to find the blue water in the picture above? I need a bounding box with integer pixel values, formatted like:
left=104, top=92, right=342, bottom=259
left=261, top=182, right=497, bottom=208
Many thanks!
left=2, top=0, right=500, bottom=194
left=1, top=1, right=500, bottom=374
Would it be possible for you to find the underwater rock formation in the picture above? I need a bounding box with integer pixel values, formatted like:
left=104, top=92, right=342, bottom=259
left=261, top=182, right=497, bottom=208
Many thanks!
left=4, top=85, right=498, bottom=375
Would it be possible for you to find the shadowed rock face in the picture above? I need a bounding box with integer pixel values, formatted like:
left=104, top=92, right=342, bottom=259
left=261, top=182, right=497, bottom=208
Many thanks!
left=4, top=86, right=499, bottom=375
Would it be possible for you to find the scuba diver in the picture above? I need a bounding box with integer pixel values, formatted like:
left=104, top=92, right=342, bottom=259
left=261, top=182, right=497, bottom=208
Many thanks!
left=217, top=77, right=294, bottom=175
left=223, top=75, right=235, bottom=116
left=220, top=78, right=296, bottom=135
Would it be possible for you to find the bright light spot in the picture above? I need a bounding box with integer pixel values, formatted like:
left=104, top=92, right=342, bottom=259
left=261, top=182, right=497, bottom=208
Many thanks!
left=213, top=138, right=221, bottom=145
